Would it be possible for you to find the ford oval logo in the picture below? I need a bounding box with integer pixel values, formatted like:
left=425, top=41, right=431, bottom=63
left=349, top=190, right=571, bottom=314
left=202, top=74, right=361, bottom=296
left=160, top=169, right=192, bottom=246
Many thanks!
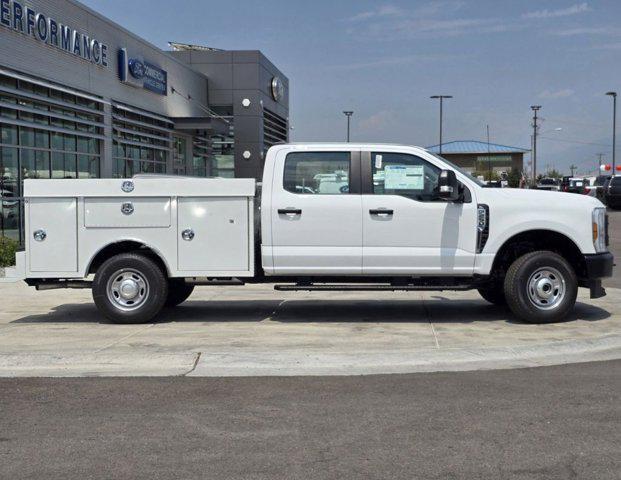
left=128, top=59, right=145, bottom=79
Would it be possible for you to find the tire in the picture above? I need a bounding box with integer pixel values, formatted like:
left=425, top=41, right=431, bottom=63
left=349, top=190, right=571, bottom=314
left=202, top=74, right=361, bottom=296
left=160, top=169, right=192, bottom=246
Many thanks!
left=92, top=253, right=168, bottom=324
left=165, top=279, right=195, bottom=307
left=504, top=250, right=577, bottom=324
left=478, top=285, right=506, bottom=305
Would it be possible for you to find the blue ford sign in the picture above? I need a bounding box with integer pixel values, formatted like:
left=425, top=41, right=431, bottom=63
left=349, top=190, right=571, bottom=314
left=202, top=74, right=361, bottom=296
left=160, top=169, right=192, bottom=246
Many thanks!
left=119, top=48, right=167, bottom=95
left=0, top=0, right=108, bottom=67
left=128, top=59, right=145, bottom=79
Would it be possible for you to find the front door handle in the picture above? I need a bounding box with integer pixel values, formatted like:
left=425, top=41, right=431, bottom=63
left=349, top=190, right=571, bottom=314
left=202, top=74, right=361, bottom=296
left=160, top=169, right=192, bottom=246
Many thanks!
left=369, top=208, right=394, bottom=216
left=278, top=208, right=302, bottom=215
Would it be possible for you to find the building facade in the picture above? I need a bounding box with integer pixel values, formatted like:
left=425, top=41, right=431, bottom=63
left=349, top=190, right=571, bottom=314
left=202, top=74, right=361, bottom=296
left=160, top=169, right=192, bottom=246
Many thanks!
left=0, top=0, right=289, bottom=242
left=427, top=140, right=527, bottom=175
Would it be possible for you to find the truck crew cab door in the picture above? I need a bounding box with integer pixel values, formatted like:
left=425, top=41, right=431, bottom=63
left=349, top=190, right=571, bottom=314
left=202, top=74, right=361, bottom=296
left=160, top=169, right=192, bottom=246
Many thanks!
left=361, top=151, right=477, bottom=275
left=268, top=149, right=362, bottom=275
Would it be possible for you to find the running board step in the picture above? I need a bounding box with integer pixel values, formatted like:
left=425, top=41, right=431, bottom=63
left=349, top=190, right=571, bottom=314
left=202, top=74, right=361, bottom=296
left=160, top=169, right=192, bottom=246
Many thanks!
left=274, top=284, right=474, bottom=292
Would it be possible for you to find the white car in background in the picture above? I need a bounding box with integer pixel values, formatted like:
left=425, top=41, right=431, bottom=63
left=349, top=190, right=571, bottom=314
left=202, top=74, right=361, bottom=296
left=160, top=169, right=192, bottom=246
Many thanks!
left=536, top=178, right=560, bottom=191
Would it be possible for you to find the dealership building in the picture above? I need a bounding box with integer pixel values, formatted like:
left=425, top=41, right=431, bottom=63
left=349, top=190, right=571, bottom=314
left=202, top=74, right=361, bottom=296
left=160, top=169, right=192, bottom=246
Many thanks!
left=0, top=0, right=289, bottom=242
left=427, top=140, right=528, bottom=175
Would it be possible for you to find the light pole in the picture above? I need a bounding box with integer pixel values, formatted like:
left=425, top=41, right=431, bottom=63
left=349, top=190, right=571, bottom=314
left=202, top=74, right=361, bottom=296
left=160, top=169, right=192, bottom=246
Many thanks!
left=430, top=95, right=452, bottom=154
left=530, top=105, right=541, bottom=184
left=597, top=153, right=605, bottom=173
left=606, top=92, right=617, bottom=172
left=343, top=111, right=353, bottom=142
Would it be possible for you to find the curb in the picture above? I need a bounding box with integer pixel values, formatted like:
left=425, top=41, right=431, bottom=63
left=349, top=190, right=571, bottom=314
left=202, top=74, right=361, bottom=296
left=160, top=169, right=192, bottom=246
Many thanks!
left=0, top=335, right=619, bottom=377
left=188, top=334, right=621, bottom=377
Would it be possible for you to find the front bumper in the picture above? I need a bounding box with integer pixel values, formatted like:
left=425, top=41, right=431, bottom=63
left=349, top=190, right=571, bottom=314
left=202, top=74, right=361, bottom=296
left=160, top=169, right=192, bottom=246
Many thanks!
left=580, top=252, right=614, bottom=299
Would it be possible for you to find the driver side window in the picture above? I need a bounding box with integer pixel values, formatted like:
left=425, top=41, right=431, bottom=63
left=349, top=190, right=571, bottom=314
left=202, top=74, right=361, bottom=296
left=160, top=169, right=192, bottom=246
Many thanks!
left=372, top=152, right=440, bottom=201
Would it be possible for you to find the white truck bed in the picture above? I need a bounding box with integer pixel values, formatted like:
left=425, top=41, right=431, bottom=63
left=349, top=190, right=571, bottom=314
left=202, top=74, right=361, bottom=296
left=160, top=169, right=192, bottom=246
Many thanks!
left=7, top=177, right=256, bottom=281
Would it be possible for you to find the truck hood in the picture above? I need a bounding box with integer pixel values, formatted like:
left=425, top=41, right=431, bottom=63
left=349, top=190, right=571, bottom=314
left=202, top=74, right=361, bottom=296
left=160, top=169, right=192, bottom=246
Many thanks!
left=476, top=187, right=604, bottom=210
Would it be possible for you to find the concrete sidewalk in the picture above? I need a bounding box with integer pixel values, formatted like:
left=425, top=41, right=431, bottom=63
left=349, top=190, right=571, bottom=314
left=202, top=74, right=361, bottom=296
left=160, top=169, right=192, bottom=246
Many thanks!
left=0, top=282, right=620, bottom=376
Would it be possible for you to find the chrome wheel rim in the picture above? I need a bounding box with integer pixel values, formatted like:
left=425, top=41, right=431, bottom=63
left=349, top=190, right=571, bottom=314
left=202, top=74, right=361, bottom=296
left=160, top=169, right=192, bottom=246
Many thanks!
left=526, top=267, right=565, bottom=310
left=106, top=268, right=149, bottom=311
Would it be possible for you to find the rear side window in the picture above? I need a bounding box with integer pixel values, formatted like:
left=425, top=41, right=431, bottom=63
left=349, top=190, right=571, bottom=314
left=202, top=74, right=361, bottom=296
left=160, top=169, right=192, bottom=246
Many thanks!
left=611, top=177, right=621, bottom=186
left=283, top=152, right=351, bottom=194
left=372, top=152, right=440, bottom=201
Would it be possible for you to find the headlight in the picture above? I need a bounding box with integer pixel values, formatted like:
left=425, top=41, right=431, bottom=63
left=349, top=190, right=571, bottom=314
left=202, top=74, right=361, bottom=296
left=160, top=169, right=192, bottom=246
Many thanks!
left=592, top=207, right=607, bottom=253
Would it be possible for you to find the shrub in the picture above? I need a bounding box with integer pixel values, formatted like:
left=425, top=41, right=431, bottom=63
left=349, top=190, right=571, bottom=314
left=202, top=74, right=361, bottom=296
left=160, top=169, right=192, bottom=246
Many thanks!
left=0, top=237, right=19, bottom=267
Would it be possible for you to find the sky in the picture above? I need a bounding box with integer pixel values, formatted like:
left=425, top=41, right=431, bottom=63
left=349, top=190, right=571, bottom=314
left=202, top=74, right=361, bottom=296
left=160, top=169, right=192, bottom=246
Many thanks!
left=80, top=0, right=621, bottom=175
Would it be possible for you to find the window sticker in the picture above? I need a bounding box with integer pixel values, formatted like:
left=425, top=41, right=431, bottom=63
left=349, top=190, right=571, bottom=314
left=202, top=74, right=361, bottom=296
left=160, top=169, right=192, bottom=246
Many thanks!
left=375, top=154, right=383, bottom=169
left=384, top=165, right=424, bottom=190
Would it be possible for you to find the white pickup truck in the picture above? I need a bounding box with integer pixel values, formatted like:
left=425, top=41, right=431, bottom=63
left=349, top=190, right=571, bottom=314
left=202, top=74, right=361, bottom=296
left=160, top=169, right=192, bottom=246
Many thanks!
left=2, top=143, right=613, bottom=324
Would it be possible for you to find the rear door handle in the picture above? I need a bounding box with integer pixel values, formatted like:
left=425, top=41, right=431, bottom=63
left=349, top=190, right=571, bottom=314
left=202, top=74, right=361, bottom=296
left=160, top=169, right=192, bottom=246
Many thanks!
left=278, top=208, right=302, bottom=215
left=369, top=208, right=394, bottom=216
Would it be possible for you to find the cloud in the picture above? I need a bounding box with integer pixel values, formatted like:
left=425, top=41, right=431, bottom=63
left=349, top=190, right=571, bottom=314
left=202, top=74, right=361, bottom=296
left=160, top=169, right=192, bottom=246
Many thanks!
left=551, top=26, right=619, bottom=36
left=326, top=53, right=473, bottom=71
left=522, top=2, right=590, bottom=19
left=345, top=2, right=516, bottom=40
left=538, top=89, right=575, bottom=99
left=347, top=5, right=403, bottom=22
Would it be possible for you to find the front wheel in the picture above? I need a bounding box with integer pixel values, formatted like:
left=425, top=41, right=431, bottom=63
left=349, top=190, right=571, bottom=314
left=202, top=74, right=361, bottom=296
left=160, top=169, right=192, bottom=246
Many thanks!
left=504, top=250, right=577, bottom=324
left=92, top=253, right=168, bottom=324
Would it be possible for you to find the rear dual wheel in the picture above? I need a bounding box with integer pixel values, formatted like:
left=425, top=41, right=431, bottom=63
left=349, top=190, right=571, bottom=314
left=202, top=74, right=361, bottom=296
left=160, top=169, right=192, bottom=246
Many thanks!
left=93, top=253, right=168, bottom=324
left=165, top=279, right=195, bottom=307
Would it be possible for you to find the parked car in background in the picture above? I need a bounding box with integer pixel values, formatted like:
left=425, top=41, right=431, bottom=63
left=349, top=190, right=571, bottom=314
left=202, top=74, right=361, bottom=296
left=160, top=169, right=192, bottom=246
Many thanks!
left=536, top=178, right=560, bottom=191
left=600, top=176, right=621, bottom=208
left=484, top=179, right=503, bottom=188
left=566, top=178, right=587, bottom=194
left=585, top=175, right=610, bottom=198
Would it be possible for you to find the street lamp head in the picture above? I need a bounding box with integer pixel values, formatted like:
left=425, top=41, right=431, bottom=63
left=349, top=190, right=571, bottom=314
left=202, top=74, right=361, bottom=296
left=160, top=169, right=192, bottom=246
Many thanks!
left=606, top=91, right=617, bottom=97
left=430, top=95, right=453, bottom=99
left=530, top=105, right=542, bottom=111
left=343, top=111, right=354, bottom=117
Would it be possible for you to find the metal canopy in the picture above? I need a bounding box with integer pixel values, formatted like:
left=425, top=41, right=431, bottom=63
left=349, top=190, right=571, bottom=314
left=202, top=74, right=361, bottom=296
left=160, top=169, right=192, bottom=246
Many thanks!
left=173, top=117, right=229, bottom=134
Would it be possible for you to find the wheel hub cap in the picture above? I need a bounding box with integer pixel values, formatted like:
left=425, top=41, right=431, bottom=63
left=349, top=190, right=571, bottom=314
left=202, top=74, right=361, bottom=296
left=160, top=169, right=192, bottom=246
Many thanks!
left=106, top=269, right=149, bottom=311
left=119, top=279, right=139, bottom=300
left=527, top=267, right=566, bottom=310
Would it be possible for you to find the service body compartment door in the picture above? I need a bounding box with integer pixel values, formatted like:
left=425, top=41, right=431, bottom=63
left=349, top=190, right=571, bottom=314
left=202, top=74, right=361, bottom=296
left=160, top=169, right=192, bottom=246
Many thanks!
left=28, top=198, right=78, bottom=272
left=84, top=197, right=171, bottom=228
left=177, top=197, right=249, bottom=271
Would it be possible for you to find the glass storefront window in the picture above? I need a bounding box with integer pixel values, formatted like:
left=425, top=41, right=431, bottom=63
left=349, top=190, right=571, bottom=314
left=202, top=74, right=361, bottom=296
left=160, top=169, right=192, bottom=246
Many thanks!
left=19, top=127, right=34, bottom=147
left=0, top=73, right=104, bottom=243
left=78, top=155, right=99, bottom=178
left=0, top=147, right=18, bottom=195
left=35, top=129, right=49, bottom=148
left=51, top=152, right=64, bottom=178
left=51, top=131, right=63, bottom=150
left=35, top=151, right=50, bottom=178
left=1, top=123, right=17, bottom=145
left=173, top=136, right=187, bottom=175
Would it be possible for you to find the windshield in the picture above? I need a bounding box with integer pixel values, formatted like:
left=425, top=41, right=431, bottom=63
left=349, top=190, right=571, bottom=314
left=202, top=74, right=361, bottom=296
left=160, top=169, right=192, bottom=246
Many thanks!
left=428, top=153, right=486, bottom=187
left=540, top=178, right=555, bottom=185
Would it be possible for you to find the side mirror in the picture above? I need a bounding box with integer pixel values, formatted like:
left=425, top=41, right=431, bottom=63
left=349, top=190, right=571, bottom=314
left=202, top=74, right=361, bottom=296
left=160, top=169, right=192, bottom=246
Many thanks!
left=438, top=170, right=460, bottom=201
